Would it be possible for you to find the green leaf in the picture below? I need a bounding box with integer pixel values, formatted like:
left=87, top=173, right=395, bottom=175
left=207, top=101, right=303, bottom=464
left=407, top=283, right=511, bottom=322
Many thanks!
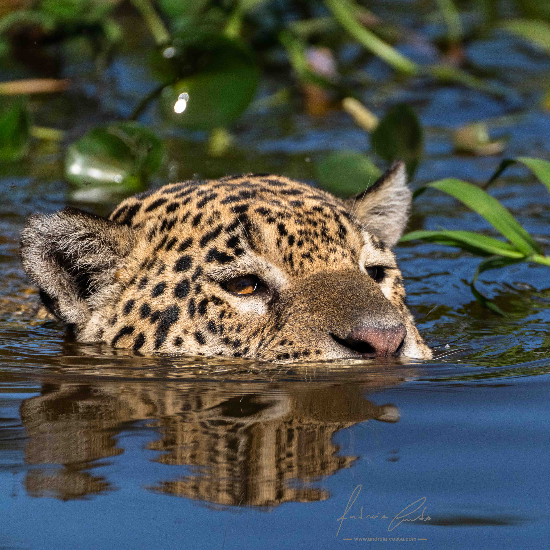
left=418, top=179, right=542, bottom=255
left=371, top=104, right=423, bottom=178
left=315, top=151, right=382, bottom=197
left=158, top=33, right=259, bottom=130
left=501, top=19, right=550, bottom=55
left=485, top=157, right=550, bottom=192
left=0, top=98, right=30, bottom=162
left=400, top=230, right=526, bottom=258
left=516, top=157, right=550, bottom=192
left=65, top=122, right=163, bottom=197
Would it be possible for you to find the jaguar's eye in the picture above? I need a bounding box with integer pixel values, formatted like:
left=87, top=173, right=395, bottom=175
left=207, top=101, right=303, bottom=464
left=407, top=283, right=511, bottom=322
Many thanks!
left=223, top=275, right=265, bottom=295
left=366, top=266, right=385, bottom=283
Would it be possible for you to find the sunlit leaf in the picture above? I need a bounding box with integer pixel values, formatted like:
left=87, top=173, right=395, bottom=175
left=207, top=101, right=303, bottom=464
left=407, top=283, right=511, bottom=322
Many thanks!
left=65, top=122, right=163, bottom=197
left=0, top=98, right=30, bottom=162
left=158, top=33, right=259, bottom=130
left=501, top=19, right=550, bottom=55
left=316, top=151, right=382, bottom=197
left=400, top=230, right=525, bottom=258
left=371, top=104, right=423, bottom=177
left=416, top=179, right=541, bottom=255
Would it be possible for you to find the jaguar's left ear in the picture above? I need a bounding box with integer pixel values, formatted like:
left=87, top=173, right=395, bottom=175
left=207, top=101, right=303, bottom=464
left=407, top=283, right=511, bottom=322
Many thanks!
left=345, top=161, right=411, bottom=248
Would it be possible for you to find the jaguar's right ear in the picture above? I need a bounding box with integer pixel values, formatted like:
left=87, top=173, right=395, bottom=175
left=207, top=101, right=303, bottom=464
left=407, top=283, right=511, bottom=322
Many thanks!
left=20, top=207, right=135, bottom=330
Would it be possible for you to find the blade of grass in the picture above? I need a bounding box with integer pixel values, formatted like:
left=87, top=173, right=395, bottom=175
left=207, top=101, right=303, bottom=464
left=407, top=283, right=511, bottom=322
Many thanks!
left=484, top=157, right=550, bottom=192
left=324, top=0, right=418, bottom=75
left=400, top=230, right=526, bottom=258
left=417, top=179, right=542, bottom=255
left=129, top=0, right=171, bottom=46
left=517, top=157, right=550, bottom=192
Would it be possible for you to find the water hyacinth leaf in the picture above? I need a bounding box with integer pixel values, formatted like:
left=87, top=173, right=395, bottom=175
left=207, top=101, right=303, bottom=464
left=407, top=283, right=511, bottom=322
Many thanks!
left=516, top=157, right=550, bottom=192
left=400, top=230, right=526, bottom=258
left=65, top=122, right=163, bottom=195
left=420, top=179, right=541, bottom=255
left=315, top=151, right=382, bottom=197
left=0, top=98, right=30, bottom=162
left=371, top=104, right=423, bottom=177
left=500, top=19, right=550, bottom=55
left=159, top=34, right=259, bottom=130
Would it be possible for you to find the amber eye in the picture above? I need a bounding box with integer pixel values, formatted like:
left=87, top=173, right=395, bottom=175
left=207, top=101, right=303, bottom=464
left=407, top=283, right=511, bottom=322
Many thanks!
left=223, top=275, right=265, bottom=295
left=366, top=266, right=385, bottom=282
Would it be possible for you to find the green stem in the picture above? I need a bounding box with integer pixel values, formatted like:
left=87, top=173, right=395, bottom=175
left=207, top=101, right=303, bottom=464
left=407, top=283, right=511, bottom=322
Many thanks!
left=129, top=0, right=171, bottom=46
left=324, top=0, right=418, bottom=75
left=30, top=126, right=64, bottom=141
left=435, top=0, right=463, bottom=44
left=532, top=254, right=550, bottom=266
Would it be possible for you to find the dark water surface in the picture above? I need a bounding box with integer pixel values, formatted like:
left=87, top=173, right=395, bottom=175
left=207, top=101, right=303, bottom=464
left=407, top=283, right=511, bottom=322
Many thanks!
left=2, top=25, right=550, bottom=550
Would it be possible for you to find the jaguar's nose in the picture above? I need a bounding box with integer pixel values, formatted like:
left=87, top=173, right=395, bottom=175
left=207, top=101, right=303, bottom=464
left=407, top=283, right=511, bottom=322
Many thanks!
left=332, top=324, right=406, bottom=357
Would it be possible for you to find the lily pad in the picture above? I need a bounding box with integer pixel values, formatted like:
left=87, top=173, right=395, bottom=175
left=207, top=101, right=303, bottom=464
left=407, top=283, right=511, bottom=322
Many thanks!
left=65, top=122, right=164, bottom=198
left=371, top=104, right=423, bottom=177
left=316, top=150, right=382, bottom=196
left=158, top=32, right=259, bottom=130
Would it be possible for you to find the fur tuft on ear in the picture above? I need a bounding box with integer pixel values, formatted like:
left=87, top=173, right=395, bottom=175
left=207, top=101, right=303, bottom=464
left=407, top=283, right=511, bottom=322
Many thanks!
left=20, top=207, right=135, bottom=330
left=346, top=161, right=412, bottom=248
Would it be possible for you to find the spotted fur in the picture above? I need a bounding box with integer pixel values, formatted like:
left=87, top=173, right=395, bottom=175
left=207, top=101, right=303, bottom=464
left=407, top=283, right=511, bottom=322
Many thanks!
left=21, top=162, right=431, bottom=361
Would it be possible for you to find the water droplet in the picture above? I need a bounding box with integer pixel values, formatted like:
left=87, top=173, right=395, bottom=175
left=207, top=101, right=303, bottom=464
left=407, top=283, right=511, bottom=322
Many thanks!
left=163, top=46, right=176, bottom=59
left=174, top=92, right=189, bottom=114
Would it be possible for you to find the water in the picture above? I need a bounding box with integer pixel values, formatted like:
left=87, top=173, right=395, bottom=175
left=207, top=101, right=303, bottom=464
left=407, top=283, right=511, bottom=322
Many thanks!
left=1, top=25, right=550, bottom=550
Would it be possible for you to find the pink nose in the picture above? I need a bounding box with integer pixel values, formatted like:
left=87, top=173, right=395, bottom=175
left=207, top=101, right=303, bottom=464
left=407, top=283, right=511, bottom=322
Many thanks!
left=343, top=324, right=407, bottom=357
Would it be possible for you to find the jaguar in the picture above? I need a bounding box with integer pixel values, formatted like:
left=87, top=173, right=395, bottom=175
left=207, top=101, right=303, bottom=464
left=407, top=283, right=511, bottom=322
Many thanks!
left=21, top=162, right=431, bottom=362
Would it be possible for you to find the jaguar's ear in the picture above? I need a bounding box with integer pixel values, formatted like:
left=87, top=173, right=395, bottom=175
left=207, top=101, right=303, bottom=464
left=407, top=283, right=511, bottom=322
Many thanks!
left=20, top=207, right=135, bottom=329
left=346, top=161, right=412, bottom=248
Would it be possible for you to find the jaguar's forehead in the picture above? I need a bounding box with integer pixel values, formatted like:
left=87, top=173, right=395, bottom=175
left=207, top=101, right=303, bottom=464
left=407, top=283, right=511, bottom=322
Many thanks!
left=109, top=175, right=394, bottom=276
